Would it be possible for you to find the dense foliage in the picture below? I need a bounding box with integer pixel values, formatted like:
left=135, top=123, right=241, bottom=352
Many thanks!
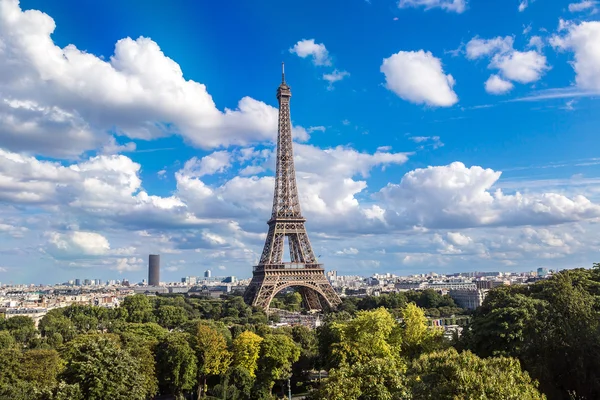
left=7, top=269, right=599, bottom=399
left=461, top=266, right=600, bottom=400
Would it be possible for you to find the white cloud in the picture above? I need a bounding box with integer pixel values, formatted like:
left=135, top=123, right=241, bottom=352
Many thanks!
left=527, top=36, right=544, bottom=51
left=409, top=136, right=444, bottom=149
left=485, top=75, right=515, bottom=94
left=398, top=0, right=467, bottom=13
left=447, top=232, right=472, bottom=246
left=0, top=223, right=27, bottom=238
left=466, top=36, right=514, bottom=59
left=490, top=50, right=548, bottom=83
left=518, top=0, right=534, bottom=12
left=0, top=0, right=305, bottom=157
left=381, top=50, right=458, bottom=107
left=101, top=137, right=136, bottom=155
left=323, top=70, right=350, bottom=89
left=466, top=36, right=549, bottom=88
left=289, top=39, right=331, bottom=66
left=379, top=162, right=600, bottom=229
left=181, top=151, right=232, bottom=178
left=568, top=1, right=597, bottom=12
left=307, top=126, right=326, bottom=133
left=46, top=231, right=111, bottom=258
left=111, top=257, right=144, bottom=273
left=551, top=21, right=600, bottom=90
left=336, top=247, right=359, bottom=255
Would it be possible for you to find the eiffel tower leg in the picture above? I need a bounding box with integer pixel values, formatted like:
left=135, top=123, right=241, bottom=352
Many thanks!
left=297, top=287, right=321, bottom=311
left=251, top=274, right=280, bottom=310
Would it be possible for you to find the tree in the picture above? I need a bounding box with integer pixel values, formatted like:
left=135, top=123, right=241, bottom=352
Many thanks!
left=61, top=334, right=148, bottom=400
left=0, top=347, right=22, bottom=396
left=119, top=332, right=159, bottom=398
left=256, top=334, right=300, bottom=394
left=19, top=349, right=64, bottom=389
left=156, top=332, right=197, bottom=399
left=232, top=330, right=263, bottom=378
left=0, top=331, right=16, bottom=349
left=399, top=303, right=444, bottom=358
left=121, top=295, right=155, bottom=323
left=195, top=324, right=231, bottom=397
left=39, top=314, right=77, bottom=342
left=156, top=305, right=188, bottom=329
left=463, top=270, right=600, bottom=400
left=329, top=307, right=399, bottom=367
left=2, top=316, right=36, bottom=344
left=407, top=348, right=545, bottom=400
left=310, top=357, right=408, bottom=400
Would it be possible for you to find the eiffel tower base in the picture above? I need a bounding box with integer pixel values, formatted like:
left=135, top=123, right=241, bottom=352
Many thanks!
left=244, top=265, right=342, bottom=311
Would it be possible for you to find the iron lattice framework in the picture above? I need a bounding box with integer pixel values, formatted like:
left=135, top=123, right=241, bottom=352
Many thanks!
left=244, top=65, right=342, bottom=311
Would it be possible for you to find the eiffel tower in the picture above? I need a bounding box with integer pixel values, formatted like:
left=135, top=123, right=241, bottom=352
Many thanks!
left=244, top=64, right=342, bottom=312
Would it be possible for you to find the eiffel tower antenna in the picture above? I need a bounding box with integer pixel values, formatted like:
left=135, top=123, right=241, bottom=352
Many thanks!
left=243, top=66, right=341, bottom=312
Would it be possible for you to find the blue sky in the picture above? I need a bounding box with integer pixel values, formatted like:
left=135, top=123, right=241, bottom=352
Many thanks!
left=0, top=0, right=599, bottom=284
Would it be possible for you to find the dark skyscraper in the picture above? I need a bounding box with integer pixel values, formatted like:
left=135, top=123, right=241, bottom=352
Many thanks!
left=149, top=254, right=160, bottom=286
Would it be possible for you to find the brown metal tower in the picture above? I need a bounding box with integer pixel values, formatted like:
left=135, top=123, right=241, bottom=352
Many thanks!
left=244, top=64, right=342, bottom=311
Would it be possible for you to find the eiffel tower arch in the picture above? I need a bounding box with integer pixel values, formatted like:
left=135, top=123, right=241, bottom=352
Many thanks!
left=244, top=64, right=342, bottom=312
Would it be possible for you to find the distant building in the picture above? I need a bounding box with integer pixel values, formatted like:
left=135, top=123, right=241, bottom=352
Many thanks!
left=537, top=267, right=548, bottom=278
left=222, top=276, right=236, bottom=283
left=75, top=279, right=81, bottom=286
left=149, top=254, right=160, bottom=286
left=475, top=280, right=506, bottom=290
left=449, top=289, right=488, bottom=310
left=204, top=270, right=211, bottom=278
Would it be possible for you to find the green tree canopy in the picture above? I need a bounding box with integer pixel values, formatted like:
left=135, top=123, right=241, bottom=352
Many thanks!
left=156, top=332, right=198, bottom=398
left=61, top=334, right=149, bottom=400
left=407, top=348, right=545, bottom=400
left=256, top=334, right=300, bottom=393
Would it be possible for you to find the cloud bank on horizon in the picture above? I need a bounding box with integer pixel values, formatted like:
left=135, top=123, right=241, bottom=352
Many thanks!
left=0, top=0, right=599, bottom=283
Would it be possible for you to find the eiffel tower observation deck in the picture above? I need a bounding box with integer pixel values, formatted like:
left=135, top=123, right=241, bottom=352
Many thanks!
left=243, top=64, right=342, bottom=311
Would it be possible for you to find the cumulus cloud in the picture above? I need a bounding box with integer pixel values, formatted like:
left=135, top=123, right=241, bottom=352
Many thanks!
left=181, top=151, right=232, bottom=178
left=46, top=231, right=111, bottom=258
left=0, top=0, right=304, bottom=157
left=466, top=36, right=515, bottom=59
left=466, top=35, right=549, bottom=90
left=290, top=39, right=348, bottom=88
left=289, top=39, right=332, bottom=66
left=381, top=50, right=458, bottom=107
left=551, top=21, right=600, bottom=91
left=485, top=74, right=515, bottom=94
left=379, top=162, right=600, bottom=229
left=398, top=0, right=467, bottom=13
left=111, top=257, right=144, bottom=273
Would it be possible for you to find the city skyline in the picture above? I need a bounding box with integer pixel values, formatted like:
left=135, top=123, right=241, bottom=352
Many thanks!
left=1, top=0, right=600, bottom=284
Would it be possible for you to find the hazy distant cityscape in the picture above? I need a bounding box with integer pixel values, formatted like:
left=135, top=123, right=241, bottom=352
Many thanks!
left=0, top=251, right=553, bottom=327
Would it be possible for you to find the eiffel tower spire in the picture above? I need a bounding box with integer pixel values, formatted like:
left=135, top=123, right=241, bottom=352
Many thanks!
left=243, top=66, right=342, bottom=311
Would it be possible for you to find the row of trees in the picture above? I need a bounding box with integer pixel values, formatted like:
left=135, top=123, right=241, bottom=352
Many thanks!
left=4, top=267, right=599, bottom=399
left=460, top=266, right=600, bottom=399
left=0, top=294, right=304, bottom=399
